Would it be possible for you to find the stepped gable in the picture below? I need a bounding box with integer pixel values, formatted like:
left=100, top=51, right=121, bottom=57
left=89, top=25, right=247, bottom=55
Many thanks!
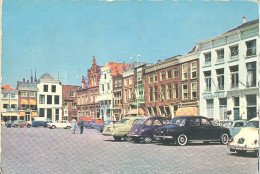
left=1, top=84, right=14, bottom=91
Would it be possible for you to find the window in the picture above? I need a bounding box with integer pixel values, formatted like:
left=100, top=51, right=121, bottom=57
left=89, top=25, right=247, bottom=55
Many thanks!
left=72, top=103, right=77, bottom=109
left=77, top=96, right=80, bottom=105
left=201, top=118, right=211, bottom=126
left=154, top=86, right=158, bottom=101
left=44, top=85, right=48, bottom=92
left=11, top=94, right=15, bottom=98
left=247, top=95, right=256, bottom=106
left=234, top=97, right=239, bottom=106
left=230, top=65, right=239, bottom=89
left=166, top=84, right=172, bottom=100
left=219, top=98, right=227, bottom=120
left=182, top=84, right=188, bottom=100
left=47, top=95, right=52, bottom=104
left=107, top=83, right=110, bottom=91
left=230, top=45, right=239, bottom=58
left=149, top=87, right=153, bottom=102
left=115, top=80, right=118, bottom=87
left=145, top=119, right=153, bottom=126
left=173, top=68, right=178, bottom=78
left=154, top=74, right=158, bottom=82
left=3, top=104, right=8, bottom=108
left=3, top=94, right=8, bottom=98
left=39, top=108, right=45, bottom=117
left=129, top=78, right=133, bottom=85
left=204, top=52, right=211, bottom=65
left=173, top=83, right=178, bottom=99
left=64, top=102, right=68, bottom=109
left=182, top=64, right=188, bottom=81
left=246, top=62, right=256, bottom=87
left=153, top=119, right=162, bottom=126
left=246, top=39, right=256, bottom=56
left=69, top=91, right=75, bottom=97
left=191, top=82, right=197, bottom=100
left=216, top=69, right=224, bottom=90
left=167, top=69, right=172, bottom=79
left=47, top=108, right=52, bottom=120
left=11, top=104, right=16, bottom=108
left=52, top=85, right=56, bottom=92
left=189, top=118, right=200, bottom=126
left=85, top=95, right=88, bottom=104
left=149, top=75, right=153, bottom=83
left=104, top=74, right=107, bottom=79
left=124, top=89, right=127, bottom=102
left=160, top=71, right=165, bottom=81
left=216, top=49, right=224, bottom=62
left=39, top=95, right=45, bottom=104
left=206, top=99, right=214, bottom=118
left=29, top=92, right=35, bottom=97
left=54, top=95, right=59, bottom=104
left=204, top=71, right=211, bottom=92
left=160, top=85, right=165, bottom=100
left=102, top=84, right=104, bottom=92
left=191, top=62, right=197, bottom=79
left=21, top=92, right=27, bottom=97
left=129, top=88, right=132, bottom=99
left=55, top=109, right=59, bottom=121
left=137, top=72, right=142, bottom=81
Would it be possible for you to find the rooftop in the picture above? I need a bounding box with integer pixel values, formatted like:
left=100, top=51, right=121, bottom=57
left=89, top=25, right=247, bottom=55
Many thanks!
left=1, top=84, right=14, bottom=91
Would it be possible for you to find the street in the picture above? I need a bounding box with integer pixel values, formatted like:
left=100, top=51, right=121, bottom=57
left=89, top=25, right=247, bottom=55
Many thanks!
left=1, top=127, right=258, bottom=174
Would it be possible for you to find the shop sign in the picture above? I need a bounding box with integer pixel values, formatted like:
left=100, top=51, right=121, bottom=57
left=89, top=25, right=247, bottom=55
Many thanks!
left=202, top=92, right=226, bottom=99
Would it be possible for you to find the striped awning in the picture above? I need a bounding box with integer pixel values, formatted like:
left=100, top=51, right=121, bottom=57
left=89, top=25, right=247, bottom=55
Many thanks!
left=29, top=99, right=36, bottom=105
left=2, top=112, right=18, bottom=116
left=19, top=112, right=26, bottom=117
left=31, top=112, right=38, bottom=117
left=175, top=107, right=198, bottom=117
left=21, top=99, right=29, bottom=105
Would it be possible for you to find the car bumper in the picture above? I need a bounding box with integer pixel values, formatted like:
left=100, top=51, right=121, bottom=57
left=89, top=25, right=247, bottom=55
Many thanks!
left=154, top=135, right=174, bottom=139
left=127, top=134, right=139, bottom=137
left=228, top=144, right=258, bottom=151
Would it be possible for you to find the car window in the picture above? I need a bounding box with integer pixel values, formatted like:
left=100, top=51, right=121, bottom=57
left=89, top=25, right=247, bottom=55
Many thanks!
left=222, top=121, right=232, bottom=127
left=234, top=122, right=244, bottom=127
left=153, top=119, right=162, bottom=126
left=245, top=121, right=259, bottom=128
left=135, top=119, right=145, bottom=124
left=189, top=119, right=200, bottom=126
left=145, top=119, right=153, bottom=126
left=169, top=118, right=186, bottom=126
left=201, top=118, right=211, bottom=127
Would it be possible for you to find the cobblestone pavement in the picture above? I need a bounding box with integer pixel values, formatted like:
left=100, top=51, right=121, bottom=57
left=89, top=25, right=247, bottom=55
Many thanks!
left=1, top=127, right=258, bottom=174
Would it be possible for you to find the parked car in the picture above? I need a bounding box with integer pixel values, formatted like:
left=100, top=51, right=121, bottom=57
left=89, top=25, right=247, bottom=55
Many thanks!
left=154, top=116, right=231, bottom=146
left=228, top=117, right=259, bottom=156
left=84, top=120, right=95, bottom=128
left=47, top=120, right=71, bottom=129
left=127, top=116, right=166, bottom=143
left=5, top=121, right=15, bottom=128
left=32, top=119, right=52, bottom=127
left=12, top=120, right=31, bottom=128
left=221, top=120, right=247, bottom=137
left=98, top=121, right=117, bottom=133
left=102, top=116, right=145, bottom=141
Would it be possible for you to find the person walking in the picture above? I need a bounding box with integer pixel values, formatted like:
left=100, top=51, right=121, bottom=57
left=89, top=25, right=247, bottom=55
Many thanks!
left=78, top=118, right=84, bottom=134
left=71, top=118, right=77, bottom=134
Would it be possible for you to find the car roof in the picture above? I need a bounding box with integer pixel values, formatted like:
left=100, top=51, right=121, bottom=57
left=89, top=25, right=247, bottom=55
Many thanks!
left=173, top=116, right=208, bottom=119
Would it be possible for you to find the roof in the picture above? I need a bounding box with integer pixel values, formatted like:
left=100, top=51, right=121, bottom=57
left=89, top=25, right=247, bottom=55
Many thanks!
left=17, top=81, right=37, bottom=89
left=39, top=73, right=54, bottom=79
left=77, top=77, right=88, bottom=91
left=1, top=84, right=14, bottom=91
left=127, top=62, right=152, bottom=71
left=105, top=62, right=130, bottom=76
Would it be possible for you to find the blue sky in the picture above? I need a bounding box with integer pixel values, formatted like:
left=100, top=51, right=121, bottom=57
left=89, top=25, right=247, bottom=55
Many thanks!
left=2, top=0, right=258, bottom=88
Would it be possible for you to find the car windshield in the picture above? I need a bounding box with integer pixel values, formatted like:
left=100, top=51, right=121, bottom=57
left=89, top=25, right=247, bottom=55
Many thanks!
left=244, top=121, right=259, bottom=128
left=169, top=118, right=186, bottom=126
left=222, top=121, right=232, bottom=127
left=118, top=118, right=130, bottom=124
left=135, top=119, right=145, bottom=124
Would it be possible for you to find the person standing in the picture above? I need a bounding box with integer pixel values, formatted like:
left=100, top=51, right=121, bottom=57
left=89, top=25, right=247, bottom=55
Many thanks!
left=78, top=118, right=84, bottom=134
left=71, top=118, right=77, bottom=134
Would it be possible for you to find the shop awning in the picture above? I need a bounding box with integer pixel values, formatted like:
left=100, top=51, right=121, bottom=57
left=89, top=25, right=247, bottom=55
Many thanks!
left=2, top=112, right=18, bottom=116
left=31, top=112, right=38, bottom=117
left=3, top=100, right=9, bottom=104
left=175, top=107, right=198, bottom=117
left=127, top=108, right=145, bottom=115
left=19, top=112, right=26, bottom=117
left=29, top=99, right=36, bottom=105
left=21, top=99, right=29, bottom=105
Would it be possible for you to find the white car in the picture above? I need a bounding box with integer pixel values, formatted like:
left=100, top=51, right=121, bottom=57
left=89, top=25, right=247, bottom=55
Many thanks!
left=228, top=117, right=259, bottom=156
left=47, top=120, right=71, bottom=129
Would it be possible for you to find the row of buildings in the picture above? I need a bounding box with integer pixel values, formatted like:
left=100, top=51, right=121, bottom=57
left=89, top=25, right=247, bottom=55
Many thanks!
left=1, top=18, right=259, bottom=122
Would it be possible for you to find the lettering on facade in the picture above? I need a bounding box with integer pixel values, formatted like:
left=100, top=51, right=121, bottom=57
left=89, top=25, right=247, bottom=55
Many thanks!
left=202, top=92, right=226, bottom=99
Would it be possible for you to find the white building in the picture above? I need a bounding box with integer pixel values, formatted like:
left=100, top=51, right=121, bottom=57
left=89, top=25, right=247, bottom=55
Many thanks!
left=198, top=18, right=259, bottom=121
left=37, top=73, right=62, bottom=121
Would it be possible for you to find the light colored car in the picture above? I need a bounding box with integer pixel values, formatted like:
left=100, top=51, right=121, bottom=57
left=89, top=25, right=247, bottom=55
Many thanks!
left=221, top=120, right=247, bottom=137
left=102, top=116, right=145, bottom=141
left=12, top=120, right=31, bottom=128
left=47, top=120, right=71, bottom=129
left=228, top=117, right=259, bottom=156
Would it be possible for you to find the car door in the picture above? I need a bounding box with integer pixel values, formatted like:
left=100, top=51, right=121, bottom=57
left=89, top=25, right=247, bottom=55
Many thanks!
left=200, top=118, right=215, bottom=140
left=187, top=118, right=202, bottom=140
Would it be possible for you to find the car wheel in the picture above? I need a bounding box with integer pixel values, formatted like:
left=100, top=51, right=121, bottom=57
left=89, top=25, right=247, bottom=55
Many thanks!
left=27, top=124, right=31, bottom=128
left=220, top=133, right=229, bottom=145
left=124, top=135, right=132, bottom=142
left=35, top=124, right=39, bottom=127
left=14, top=124, right=18, bottom=128
left=133, top=137, right=140, bottom=143
left=51, top=125, right=56, bottom=129
left=236, top=150, right=246, bottom=155
left=177, top=134, right=188, bottom=146
left=143, top=137, right=153, bottom=144
left=113, top=136, right=122, bottom=141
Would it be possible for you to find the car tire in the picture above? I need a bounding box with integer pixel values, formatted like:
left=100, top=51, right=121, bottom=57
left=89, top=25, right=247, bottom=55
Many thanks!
left=27, top=124, right=31, bottom=128
left=51, top=125, right=56, bottom=129
left=220, top=133, right=229, bottom=145
left=14, top=124, right=18, bottom=128
left=133, top=137, right=140, bottom=143
left=113, top=136, right=122, bottom=141
left=143, top=137, right=153, bottom=144
left=177, top=134, right=188, bottom=146
left=124, top=135, right=132, bottom=142
left=66, top=126, right=71, bottom=129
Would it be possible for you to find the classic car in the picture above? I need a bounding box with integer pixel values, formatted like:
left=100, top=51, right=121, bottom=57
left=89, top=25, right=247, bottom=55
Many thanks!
left=98, top=121, right=117, bottom=133
left=228, top=117, right=259, bottom=156
left=47, top=120, right=71, bottom=129
left=84, top=120, right=100, bottom=129
left=5, top=120, right=15, bottom=128
left=221, top=120, right=247, bottom=137
left=12, top=120, right=31, bottom=128
left=127, top=116, right=165, bottom=143
left=102, top=116, right=145, bottom=141
left=154, top=116, right=231, bottom=146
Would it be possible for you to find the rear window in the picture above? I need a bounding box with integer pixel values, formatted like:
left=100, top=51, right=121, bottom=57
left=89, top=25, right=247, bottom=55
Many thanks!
left=244, top=121, right=259, bottom=128
left=222, top=121, right=232, bottom=127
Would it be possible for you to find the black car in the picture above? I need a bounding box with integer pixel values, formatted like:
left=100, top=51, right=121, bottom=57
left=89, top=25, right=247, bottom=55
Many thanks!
left=127, top=116, right=166, bottom=143
left=154, top=116, right=231, bottom=146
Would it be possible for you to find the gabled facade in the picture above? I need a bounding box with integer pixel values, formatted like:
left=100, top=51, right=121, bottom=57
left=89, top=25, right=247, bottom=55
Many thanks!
left=37, top=73, right=62, bottom=122
left=197, top=18, right=259, bottom=121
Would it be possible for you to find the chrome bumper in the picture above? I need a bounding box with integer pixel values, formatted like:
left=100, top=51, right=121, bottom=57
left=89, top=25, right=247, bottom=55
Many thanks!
left=154, top=135, right=174, bottom=139
left=228, top=145, right=258, bottom=151
left=127, top=134, right=139, bottom=137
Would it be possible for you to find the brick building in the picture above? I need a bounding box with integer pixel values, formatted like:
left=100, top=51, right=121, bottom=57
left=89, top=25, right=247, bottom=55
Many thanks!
left=62, top=85, right=79, bottom=121
left=144, top=51, right=200, bottom=119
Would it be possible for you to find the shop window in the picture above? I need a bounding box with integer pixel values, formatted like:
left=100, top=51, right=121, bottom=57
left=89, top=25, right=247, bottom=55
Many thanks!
left=216, top=69, right=224, bottom=90
left=246, top=62, right=256, bottom=87
left=246, top=39, right=256, bottom=57
left=230, top=65, right=239, bottom=89
left=204, top=71, right=211, bottom=92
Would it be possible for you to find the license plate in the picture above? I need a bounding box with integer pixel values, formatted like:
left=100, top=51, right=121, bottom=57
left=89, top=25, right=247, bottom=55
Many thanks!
left=237, top=138, right=245, bottom=144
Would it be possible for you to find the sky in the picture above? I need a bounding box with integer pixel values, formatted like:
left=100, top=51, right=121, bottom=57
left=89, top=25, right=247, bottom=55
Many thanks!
left=2, top=0, right=259, bottom=88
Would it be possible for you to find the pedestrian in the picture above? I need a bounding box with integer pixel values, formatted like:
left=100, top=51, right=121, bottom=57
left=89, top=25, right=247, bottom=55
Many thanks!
left=71, top=118, right=77, bottom=134
left=78, top=118, right=84, bottom=134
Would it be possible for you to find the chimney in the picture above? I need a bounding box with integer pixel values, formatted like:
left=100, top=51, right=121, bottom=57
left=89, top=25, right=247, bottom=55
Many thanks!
left=81, top=76, right=85, bottom=89
left=23, top=78, right=25, bottom=82
left=243, top=16, right=246, bottom=24
left=31, top=70, right=33, bottom=83
left=93, top=56, right=96, bottom=64
left=34, top=69, right=37, bottom=83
